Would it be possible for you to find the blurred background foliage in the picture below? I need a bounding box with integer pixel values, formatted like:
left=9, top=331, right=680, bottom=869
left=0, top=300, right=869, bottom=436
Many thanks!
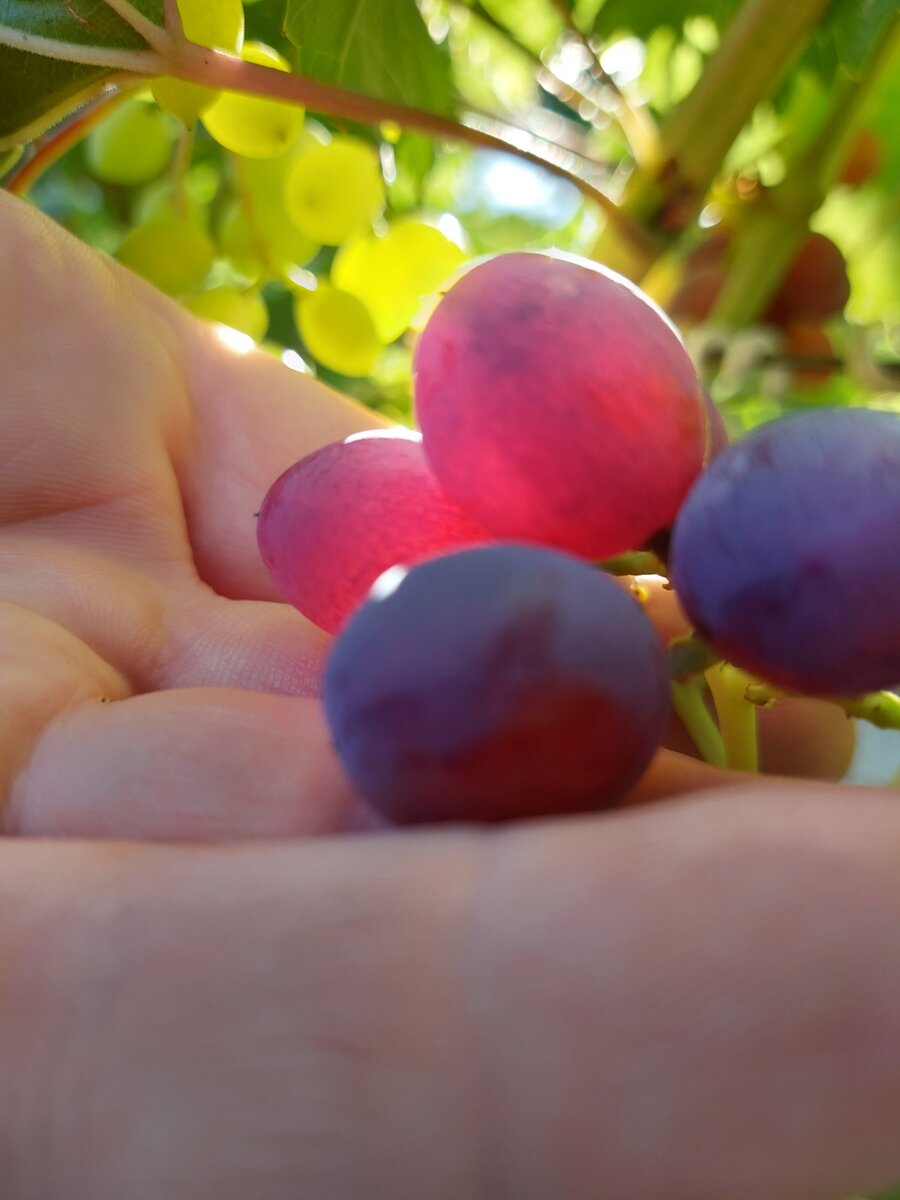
left=2, top=0, right=897, bottom=440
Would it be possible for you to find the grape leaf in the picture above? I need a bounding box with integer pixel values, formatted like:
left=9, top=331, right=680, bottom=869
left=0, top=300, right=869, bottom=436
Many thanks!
left=0, top=0, right=164, bottom=146
left=828, top=0, right=898, bottom=77
left=284, top=0, right=454, bottom=116
left=589, top=0, right=740, bottom=39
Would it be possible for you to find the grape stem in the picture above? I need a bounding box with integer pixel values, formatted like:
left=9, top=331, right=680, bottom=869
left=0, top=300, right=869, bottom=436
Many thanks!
left=599, top=550, right=666, bottom=576
left=706, top=664, right=759, bottom=772
left=671, top=681, right=727, bottom=767
left=101, top=0, right=172, bottom=55
left=0, top=6, right=650, bottom=255
left=4, top=85, right=136, bottom=197
left=162, top=43, right=647, bottom=248
left=0, top=23, right=163, bottom=74
left=709, top=13, right=899, bottom=328
left=745, top=684, right=900, bottom=732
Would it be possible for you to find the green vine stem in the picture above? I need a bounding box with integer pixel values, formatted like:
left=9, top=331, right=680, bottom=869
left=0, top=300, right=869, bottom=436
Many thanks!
left=590, top=0, right=832, bottom=276
left=658, top=0, right=831, bottom=204
left=671, top=681, right=727, bottom=767
left=599, top=550, right=666, bottom=576
left=710, top=14, right=899, bottom=327
left=745, top=684, right=900, bottom=732
left=706, top=663, right=759, bottom=772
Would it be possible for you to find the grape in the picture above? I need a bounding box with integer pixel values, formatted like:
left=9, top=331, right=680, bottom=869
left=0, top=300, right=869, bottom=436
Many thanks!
left=783, top=322, right=834, bottom=388
left=670, top=408, right=900, bottom=695
left=763, top=233, right=850, bottom=324
left=838, top=128, right=882, bottom=188
left=203, top=43, right=304, bottom=158
left=294, top=286, right=383, bottom=377
left=332, top=220, right=466, bottom=342
left=414, top=252, right=706, bottom=560
left=256, top=428, right=489, bottom=634
left=324, top=543, right=669, bottom=825
left=220, top=145, right=319, bottom=279
left=668, top=267, right=725, bottom=326
left=132, top=179, right=209, bottom=229
left=117, top=218, right=215, bottom=296
left=184, top=286, right=268, bottom=340
left=85, top=97, right=175, bottom=186
left=284, top=136, right=385, bottom=245
left=152, top=0, right=244, bottom=123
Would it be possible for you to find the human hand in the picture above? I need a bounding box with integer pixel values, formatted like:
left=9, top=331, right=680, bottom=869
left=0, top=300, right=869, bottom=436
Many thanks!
left=1, top=191, right=898, bottom=1200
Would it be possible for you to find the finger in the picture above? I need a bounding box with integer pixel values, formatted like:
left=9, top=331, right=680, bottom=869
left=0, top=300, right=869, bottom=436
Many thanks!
left=5, top=787, right=900, bottom=1199
left=0, top=599, right=358, bottom=840
left=0, top=192, right=382, bottom=599
left=7, top=687, right=364, bottom=840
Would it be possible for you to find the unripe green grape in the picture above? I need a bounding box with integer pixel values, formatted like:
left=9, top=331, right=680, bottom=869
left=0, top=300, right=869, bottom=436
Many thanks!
left=294, top=286, right=383, bottom=377
left=184, top=286, right=269, bottom=341
left=117, top=218, right=215, bottom=296
left=284, top=136, right=385, bottom=245
left=220, top=142, right=319, bottom=278
left=133, top=179, right=209, bottom=229
left=203, top=43, right=304, bottom=158
left=152, top=0, right=244, bottom=123
left=333, top=220, right=466, bottom=341
left=219, top=201, right=266, bottom=280
left=86, top=97, right=176, bottom=186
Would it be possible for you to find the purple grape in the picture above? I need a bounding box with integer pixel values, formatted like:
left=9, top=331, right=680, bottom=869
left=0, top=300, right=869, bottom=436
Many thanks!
left=670, top=408, right=900, bottom=695
left=324, top=544, right=669, bottom=825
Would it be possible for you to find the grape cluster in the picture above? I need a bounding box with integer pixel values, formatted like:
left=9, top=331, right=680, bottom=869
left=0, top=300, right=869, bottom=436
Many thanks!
left=257, top=250, right=899, bottom=826
left=83, top=6, right=466, bottom=377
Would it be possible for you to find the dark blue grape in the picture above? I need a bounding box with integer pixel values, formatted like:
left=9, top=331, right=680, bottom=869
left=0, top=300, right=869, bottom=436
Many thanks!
left=670, top=408, right=900, bottom=695
left=324, top=544, right=669, bottom=825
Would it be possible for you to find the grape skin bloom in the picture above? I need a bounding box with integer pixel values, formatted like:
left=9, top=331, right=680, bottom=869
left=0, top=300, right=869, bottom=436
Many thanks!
left=325, top=544, right=670, bottom=825
left=670, top=408, right=900, bottom=695
left=256, top=429, right=489, bottom=634
left=414, top=252, right=706, bottom=560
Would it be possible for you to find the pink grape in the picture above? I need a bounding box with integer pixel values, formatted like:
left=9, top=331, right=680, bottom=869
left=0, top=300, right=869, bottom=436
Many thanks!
left=414, top=252, right=706, bottom=559
left=256, top=428, right=489, bottom=633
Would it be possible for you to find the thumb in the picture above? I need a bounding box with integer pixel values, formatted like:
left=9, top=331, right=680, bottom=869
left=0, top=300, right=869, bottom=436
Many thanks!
left=4, top=787, right=900, bottom=1199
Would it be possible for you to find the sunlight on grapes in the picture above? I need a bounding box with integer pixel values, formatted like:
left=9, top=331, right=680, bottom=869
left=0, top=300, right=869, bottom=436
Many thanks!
left=332, top=220, right=467, bottom=342
left=294, top=285, right=383, bottom=377
left=284, top=136, right=386, bottom=245
left=203, top=43, right=304, bottom=158
left=184, top=286, right=269, bottom=341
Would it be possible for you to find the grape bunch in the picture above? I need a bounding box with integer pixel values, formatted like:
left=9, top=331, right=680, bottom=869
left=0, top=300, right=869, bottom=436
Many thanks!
left=81, top=1, right=467, bottom=379
left=257, top=249, right=899, bottom=826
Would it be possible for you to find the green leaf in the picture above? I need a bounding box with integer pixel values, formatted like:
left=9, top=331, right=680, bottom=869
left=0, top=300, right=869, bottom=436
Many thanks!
left=284, top=0, right=454, bottom=116
left=830, top=0, right=899, bottom=77
left=0, top=0, right=164, bottom=146
left=590, top=0, right=738, bottom=39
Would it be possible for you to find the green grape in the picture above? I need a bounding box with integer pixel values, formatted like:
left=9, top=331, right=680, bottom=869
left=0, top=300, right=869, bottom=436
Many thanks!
left=219, top=201, right=265, bottom=280
left=86, top=97, right=176, bottom=186
left=184, top=286, right=269, bottom=341
left=333, top=219, right=466, bottom=341
left=117, top=218, right=215, bottom=296
left=132, top=179, right=209, bottom=229
left=294, top=285, right=383, bottom=377
left=203, top=43, right=304, bottom=158
left=284, top=136, right=385, bottom=246
left=220, top=142, right=320, bottom=279
left=152, top=0, right=244, bottom=123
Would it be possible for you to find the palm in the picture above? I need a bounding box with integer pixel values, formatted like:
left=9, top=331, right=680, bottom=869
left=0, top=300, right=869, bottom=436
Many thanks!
left=0, top=192, right=374, bottom=838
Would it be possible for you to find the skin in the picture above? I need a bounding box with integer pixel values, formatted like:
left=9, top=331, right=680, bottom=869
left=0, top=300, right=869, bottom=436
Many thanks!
left=1, top=191, right=900, bottom=1199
